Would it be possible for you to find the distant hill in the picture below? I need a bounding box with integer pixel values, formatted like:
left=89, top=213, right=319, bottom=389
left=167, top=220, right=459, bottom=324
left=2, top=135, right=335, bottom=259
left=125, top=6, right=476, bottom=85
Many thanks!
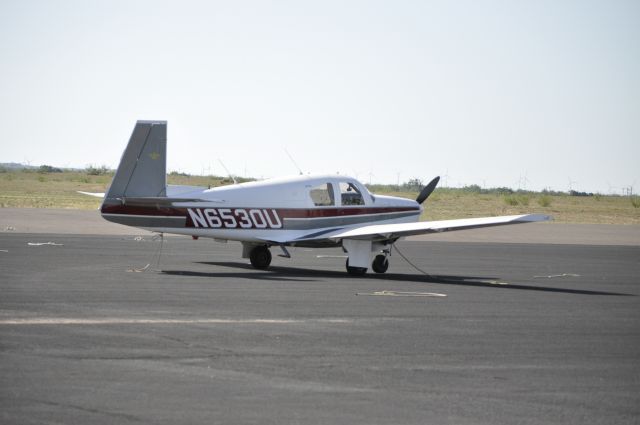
left=0, top=163, right=85, bottom=172
left=0, top=162, right=37, bottom=170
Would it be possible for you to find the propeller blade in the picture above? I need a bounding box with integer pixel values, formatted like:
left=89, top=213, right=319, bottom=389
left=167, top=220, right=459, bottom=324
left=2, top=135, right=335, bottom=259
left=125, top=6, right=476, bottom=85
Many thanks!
left=416, top=176, right=440, bottom=204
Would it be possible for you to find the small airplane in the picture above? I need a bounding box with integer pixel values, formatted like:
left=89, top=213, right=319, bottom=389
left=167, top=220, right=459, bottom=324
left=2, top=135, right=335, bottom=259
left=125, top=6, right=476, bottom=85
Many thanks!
left=93, top=121, right=550, bottom=275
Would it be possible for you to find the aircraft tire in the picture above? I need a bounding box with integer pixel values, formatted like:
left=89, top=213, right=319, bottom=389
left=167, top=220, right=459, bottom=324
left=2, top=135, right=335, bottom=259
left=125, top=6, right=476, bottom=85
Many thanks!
left=346, top=259, right=367, bottom=276
left=249, top=246, right=272, bottom=269
left=372, top=255, right=389, bottom=274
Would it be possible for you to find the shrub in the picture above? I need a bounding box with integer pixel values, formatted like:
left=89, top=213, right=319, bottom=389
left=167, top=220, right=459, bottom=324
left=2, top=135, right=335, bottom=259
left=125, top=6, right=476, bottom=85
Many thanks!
left=537, top=195, right=552, bottom=207
left=632, top=197, right=640, bottom=208
left=570, top=190, right=593, bottom=197
left=495, top=187, right=514, bottom=195
left=86, top=165, right=110, bottom=175
left=38, top=165, right=63, bottom=173
left=503, top=195, right=519, bottom=206
left=517, top=195, right=530, bottom=206
left=403, top=178, right=423, bottom=191
left=461, top=184, right=483, bottom=194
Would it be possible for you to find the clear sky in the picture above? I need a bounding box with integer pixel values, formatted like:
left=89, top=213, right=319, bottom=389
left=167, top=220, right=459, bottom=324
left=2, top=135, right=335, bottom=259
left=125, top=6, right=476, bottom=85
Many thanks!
left=1, top=0, right=638, bottom=193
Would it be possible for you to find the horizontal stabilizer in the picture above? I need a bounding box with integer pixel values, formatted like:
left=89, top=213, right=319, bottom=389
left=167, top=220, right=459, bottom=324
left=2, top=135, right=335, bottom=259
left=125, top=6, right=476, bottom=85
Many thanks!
left=77, top=191, right=105, bottom=198
left=120, top=197, right=224, bottom=206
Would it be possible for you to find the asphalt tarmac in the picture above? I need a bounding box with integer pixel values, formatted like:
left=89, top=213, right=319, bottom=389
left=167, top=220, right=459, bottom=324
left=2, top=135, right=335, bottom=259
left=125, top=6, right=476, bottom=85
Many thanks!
left=1, top=232, right=639, bottom=425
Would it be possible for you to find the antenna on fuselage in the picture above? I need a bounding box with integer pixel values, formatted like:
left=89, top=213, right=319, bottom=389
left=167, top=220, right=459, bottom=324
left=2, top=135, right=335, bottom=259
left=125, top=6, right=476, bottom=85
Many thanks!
left=218, top=159, right=237, bottom=184
left=284, top=148, right=304, bottom=175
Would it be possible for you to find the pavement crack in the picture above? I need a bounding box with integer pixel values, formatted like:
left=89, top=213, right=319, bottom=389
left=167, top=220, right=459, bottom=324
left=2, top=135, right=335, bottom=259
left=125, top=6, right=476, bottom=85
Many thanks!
left=27, top=398, right=145, bottom=423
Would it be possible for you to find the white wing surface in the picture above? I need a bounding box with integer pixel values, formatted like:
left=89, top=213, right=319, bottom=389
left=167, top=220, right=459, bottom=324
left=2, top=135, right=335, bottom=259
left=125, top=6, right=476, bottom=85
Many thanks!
left=323, top=214, right=551, bottom=242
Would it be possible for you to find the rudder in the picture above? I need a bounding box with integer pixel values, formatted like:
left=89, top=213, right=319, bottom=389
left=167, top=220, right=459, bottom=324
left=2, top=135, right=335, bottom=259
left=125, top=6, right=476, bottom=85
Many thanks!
left=105, top=120, right=167, bottom=200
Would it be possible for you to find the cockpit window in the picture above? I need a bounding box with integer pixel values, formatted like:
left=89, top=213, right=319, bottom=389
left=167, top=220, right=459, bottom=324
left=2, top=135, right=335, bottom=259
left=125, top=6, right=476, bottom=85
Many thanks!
left=310, top=183, right=335, bottom=206
left=339, top=182, right=364, bottom=206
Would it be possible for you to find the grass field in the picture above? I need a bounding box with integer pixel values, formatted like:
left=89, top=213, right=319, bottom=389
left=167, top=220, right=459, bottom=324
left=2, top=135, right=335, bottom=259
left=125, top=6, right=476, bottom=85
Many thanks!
left=1, top=170, right=638, bottom=224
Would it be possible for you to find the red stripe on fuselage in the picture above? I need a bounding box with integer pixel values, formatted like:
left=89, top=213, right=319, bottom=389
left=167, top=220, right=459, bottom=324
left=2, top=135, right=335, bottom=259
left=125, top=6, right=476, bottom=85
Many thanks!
left=101, top=204, right=419, bottom=218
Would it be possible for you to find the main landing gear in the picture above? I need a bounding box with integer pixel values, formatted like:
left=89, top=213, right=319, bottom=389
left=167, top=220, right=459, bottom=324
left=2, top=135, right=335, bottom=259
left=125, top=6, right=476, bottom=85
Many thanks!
left=346, top=254, right=390, bottom=276
left=346, top=259, right=367, bottom=276
left=249, top=245, right=272, bottom=269
left=244, top=243, right=391, bottom=275
left=371, top=254, right=389, bottom=274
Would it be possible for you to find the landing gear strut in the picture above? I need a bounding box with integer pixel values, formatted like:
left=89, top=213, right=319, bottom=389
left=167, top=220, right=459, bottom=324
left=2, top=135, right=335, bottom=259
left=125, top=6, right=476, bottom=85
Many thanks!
left=249, top=246, right=272, bottom=269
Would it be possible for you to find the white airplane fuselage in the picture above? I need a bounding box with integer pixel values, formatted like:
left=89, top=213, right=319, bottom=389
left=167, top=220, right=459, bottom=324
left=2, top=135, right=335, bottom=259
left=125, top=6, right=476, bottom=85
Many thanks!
left=102, top=174, right=422, bottom=247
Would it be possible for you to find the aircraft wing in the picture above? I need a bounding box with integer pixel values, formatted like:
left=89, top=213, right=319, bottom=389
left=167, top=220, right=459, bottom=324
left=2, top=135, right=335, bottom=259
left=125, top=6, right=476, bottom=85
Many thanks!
left=321, top=214, right=551, bottom=242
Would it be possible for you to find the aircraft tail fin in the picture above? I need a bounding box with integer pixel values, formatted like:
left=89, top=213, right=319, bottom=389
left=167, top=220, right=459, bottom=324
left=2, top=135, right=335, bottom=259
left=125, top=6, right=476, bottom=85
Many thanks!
left=104, top=121, right=167, bottom=201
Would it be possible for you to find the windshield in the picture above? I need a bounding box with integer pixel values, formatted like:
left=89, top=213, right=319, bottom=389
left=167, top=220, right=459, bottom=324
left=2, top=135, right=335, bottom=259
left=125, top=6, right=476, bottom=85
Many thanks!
left=339, top=182, right=364, bottom=206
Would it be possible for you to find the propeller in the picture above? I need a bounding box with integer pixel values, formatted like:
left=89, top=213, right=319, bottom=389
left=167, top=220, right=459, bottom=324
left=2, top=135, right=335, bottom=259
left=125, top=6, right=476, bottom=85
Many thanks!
left=416, top=176, right=440, bottom=204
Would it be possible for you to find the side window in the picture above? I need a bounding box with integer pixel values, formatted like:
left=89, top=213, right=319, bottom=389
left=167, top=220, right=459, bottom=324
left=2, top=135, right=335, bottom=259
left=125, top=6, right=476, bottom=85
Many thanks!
left=310, top=183, right=335, bottom=206
left=339, top=182, right=364, bottom=206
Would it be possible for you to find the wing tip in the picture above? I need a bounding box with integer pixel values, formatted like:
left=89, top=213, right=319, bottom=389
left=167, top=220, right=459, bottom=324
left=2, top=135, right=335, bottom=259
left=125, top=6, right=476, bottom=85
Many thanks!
left=518, top=214, right=553, bottom=222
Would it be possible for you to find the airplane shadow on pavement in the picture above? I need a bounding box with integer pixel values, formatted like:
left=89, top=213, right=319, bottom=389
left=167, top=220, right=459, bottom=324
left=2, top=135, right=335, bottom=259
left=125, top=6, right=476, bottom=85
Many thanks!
left=158, top=261, right=634, bottom=296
